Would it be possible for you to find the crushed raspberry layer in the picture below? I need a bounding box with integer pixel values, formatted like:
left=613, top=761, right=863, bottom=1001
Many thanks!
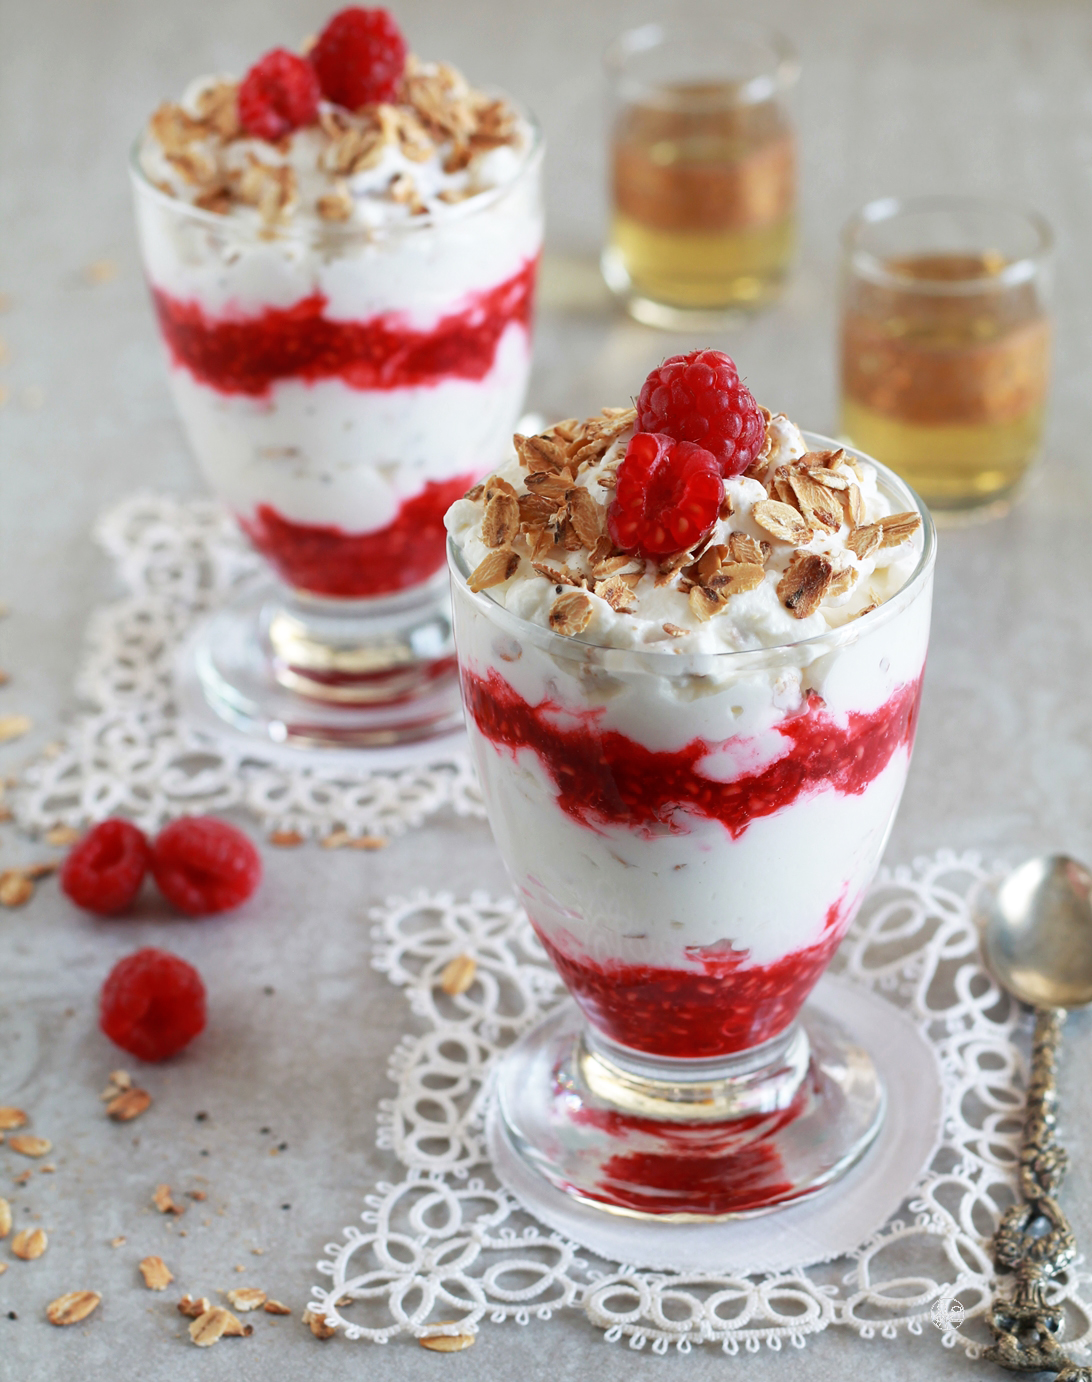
left=462, top=667, right=923, bottom=839
left=61, top=819, right=151, bottom=916
left=150, top=257, right=536, bottom=398
left=152, top=818, right=262, bottom=916
left=607, top=431, right=723, bottom=558
left=535, top=893, right=851, bottom=1059
left=237, top=48, right=321, bottom=142
left=637, top=349, right=765, bottom=479
left=100, top=948, right=207, bottom=1062
left=240, top=472, right=474, bottom=597
left=310, top=6, right=408, bottom=109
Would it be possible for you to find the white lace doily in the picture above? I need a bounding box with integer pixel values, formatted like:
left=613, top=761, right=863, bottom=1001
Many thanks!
left=14, top=494, right=483, bottom=840
left=309, top=851, right=1092, bottom=1356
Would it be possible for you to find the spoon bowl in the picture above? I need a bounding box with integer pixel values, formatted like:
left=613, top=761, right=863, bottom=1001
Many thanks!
left=981, top=855, right=1092, bottom=1010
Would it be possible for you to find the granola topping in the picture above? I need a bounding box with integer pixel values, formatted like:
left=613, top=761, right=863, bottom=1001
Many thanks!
left=446, top=405, right=923, bottom=651
left=140, top=49, right=531, bottom=231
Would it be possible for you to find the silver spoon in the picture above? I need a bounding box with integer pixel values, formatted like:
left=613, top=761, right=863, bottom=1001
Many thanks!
left=979, top=855, right=1092, bottom=1380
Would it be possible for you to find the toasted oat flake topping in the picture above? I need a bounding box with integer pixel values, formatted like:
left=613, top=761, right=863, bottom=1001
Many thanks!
left=0, top=1107, right=28, bottom=1131
left=439, top=954, right=477, bottom=996
left=12, top=1227, right=48, bottom=1260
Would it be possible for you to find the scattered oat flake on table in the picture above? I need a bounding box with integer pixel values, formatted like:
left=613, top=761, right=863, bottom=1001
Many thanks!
left=12, top=1227, right=48, bottom=1260
left=40, top=1163, right=55, bottom=1174
left=440, top=954, right=477, bottom=996
left=24, top=861, right=58, bottom=880
left=45, top=825, right=81, bottom=847
left=419, top=1324, right=476, bottom=1352
left=100, top=1070, right=132, bottom=1100
left=0, top=1107, right=27, bottom=1131
left=85, top=259, right=118, bottom=285
left=0, top=715, right=31, bottom=743
left=269, top=830, right=304, bottom=847
left=189, top=1307, right=245, bottom=1347
left=47, top=1291, right=101, bottom=1326
left=303, top=1307, right=337, bottom=1339
left=153, top=1183, right=184, bottom=1215
left=139, top=1256, right=173, bottom=1291
left=0, top=1196, right=11, bottom=1237
left=110, top=1236, right=126, bottom=1248
left=186, top=1189, right=207, bottom=1201
left=178, top=1294, right=212, bottom=1319
left=0, top=1263, right=6, bottom=1276
left=12, top=1169, right=31, bottom=1186
left=0, top=872, right=33, bottom=908
left=227, top=1287, right=266, bottom=1312
left=107, top=1087, right=152, bottom=1122
left=9, top=1134, right=51, bottom=1158
left=264, top=1300, right=291, bottom=1315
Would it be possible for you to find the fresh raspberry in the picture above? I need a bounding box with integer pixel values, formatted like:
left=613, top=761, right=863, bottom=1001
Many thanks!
left=637, top=349, right=766, bottom=479
left=151, top=818, right=262, bottom=916
left=60, top=819, right=151, bottom=916
left=607, top=432, right=724, bottom=559
left=100, top=948, right=206, bottom=1062
left=237, top=48, right=321, bottom=141
left=310, top=7, right=407, bottom=109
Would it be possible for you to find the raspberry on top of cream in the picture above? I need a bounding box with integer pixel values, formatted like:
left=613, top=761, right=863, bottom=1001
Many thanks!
left=445, top=348, right=924, bottom=654
left=139, top=6, right=531, bottom=230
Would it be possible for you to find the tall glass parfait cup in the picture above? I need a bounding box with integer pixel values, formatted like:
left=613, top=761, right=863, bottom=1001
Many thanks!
left=448, top=439, right=935, bottom=1217
left=130, top=112, right=543, bottom=748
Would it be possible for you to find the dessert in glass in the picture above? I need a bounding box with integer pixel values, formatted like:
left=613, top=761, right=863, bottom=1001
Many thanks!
left=841, top=195, right=1051, bottom=518
left=130, top=8, right=543, bottom=745
left=601, top=17, right=798, bottom=328
left=446, top=350, right=935, bottom=1217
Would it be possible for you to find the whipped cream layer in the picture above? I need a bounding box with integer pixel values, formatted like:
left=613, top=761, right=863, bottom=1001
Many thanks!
left=447, top=409, right=934, bottom=1053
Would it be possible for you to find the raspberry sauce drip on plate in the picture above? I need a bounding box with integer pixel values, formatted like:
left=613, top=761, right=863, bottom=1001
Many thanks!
left=240, top=472, right=474, bottom=597
left=150, top=257, right=537, bottom=398
left=534, top=894, right=851, bottom=1059
left=462, top=667, right=923, bottom=838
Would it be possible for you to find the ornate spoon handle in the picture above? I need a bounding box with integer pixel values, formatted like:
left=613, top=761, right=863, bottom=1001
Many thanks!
left=985, top=1008, right=1088, bottom=1378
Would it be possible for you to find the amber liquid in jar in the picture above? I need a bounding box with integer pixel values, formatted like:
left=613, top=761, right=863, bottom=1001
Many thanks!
left=609, top=85, right=795, bottom=312
left=840, top=252, right=1050, bottom=511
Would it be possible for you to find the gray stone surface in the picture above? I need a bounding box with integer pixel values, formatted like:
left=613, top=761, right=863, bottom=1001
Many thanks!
left=4, top=0, right=1092, bottom=1377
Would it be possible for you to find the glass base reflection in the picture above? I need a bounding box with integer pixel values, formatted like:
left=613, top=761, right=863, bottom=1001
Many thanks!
left=496, top=999, right=884, bottom=1221
left=179, top=575, right=465, bottom=748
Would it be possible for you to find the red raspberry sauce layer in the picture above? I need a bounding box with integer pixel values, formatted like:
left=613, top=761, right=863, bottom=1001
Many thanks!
left=150, top=257, right=537, bottom=398
left=240, top=472, right=473, bottom=597
left=462, top=668, right=923, bottom=838
left=534, top=894, right=851, bottom=1058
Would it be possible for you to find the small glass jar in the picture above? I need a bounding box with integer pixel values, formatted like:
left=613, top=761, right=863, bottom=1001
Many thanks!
left=840, top=196, right=1052, bottom=518
left=448, top=438, right=936, bottom=1218
left=601, top=16, right=798, bottom=329
left=130, top=113, right=543, bottom=747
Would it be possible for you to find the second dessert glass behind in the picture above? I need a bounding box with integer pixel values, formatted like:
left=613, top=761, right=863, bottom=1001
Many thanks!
left=131, top=14, right=544, bottom=746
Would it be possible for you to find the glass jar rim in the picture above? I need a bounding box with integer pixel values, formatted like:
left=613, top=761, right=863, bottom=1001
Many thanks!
left=842, top=194, right=1053, bottom=296
left=448, top=433, right=936, bottom=677
left=604, top=19, right=799, bottom=108
left=128, top=95, right=543, bottom=246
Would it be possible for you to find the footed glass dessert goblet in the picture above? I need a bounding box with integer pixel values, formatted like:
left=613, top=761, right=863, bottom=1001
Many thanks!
left=446, top=354, right=935, bottom=1217
left=131, top=8, right=543, bottom=746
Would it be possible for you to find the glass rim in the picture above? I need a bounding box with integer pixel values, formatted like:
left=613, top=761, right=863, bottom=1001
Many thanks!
left=128, top=96, right=544, bottom=244
left=842, top=194, right=1053, bottom=296
left=448, top=432, right=936, bottom=675
left=604, top=18, right=799, bottom=107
